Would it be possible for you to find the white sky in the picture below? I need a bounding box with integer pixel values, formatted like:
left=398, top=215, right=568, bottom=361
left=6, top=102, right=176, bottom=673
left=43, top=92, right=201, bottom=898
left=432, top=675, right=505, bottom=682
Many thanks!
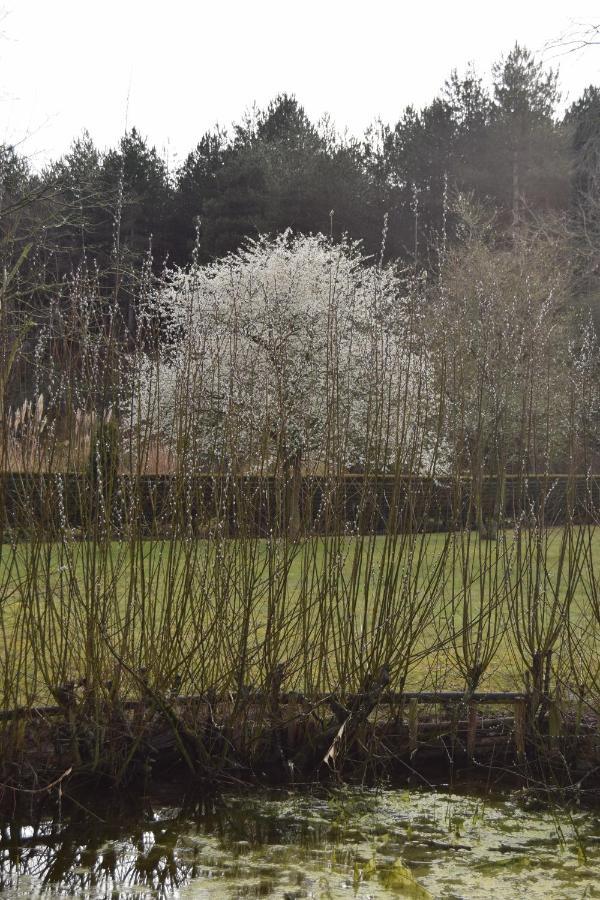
left=1, top=0, right=599, bottom=170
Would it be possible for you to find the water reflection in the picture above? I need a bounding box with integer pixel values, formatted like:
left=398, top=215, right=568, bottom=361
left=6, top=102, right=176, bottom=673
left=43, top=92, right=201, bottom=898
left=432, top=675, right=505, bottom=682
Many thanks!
left=1, top=786, right=599, bottom=898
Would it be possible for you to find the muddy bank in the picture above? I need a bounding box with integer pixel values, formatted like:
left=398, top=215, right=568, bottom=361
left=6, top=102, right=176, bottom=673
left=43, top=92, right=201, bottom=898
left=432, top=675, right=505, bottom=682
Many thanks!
left=2, top=686, right=599, bottom=808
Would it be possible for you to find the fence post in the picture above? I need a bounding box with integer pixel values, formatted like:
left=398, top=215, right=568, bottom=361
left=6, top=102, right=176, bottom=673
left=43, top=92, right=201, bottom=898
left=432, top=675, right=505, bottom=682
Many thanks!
left=514, top=698, right=527, bottom=757
left=467, top=702, right=478, bottom=756
left=408, top=698, right=419, bottom=753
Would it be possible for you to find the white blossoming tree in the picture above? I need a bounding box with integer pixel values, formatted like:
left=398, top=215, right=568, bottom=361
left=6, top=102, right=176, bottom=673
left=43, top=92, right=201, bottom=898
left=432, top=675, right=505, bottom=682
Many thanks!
left=132, top=231, right=439, bottom=529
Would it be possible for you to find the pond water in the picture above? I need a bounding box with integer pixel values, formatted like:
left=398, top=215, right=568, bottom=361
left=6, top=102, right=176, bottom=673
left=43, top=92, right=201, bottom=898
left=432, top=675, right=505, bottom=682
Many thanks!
left=1, top=785, right=599, bottom=899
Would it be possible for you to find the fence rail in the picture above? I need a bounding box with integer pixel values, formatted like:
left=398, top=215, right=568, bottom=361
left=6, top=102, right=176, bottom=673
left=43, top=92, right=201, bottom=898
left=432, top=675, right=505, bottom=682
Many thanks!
left=1, top=473, right=599, bottom=535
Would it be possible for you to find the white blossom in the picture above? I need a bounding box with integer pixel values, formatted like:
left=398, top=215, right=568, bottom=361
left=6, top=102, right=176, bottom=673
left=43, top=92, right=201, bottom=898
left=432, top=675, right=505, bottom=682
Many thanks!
left=133, top=231, right=439, bottom=474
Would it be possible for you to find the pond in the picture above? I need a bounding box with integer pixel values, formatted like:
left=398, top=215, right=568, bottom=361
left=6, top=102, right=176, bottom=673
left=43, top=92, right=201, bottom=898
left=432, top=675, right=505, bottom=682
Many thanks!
left=1, top=785, right=599, bottom=898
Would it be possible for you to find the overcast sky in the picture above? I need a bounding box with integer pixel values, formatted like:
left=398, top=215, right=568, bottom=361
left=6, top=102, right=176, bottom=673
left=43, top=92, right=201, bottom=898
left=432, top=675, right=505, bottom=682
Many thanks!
left=1, top=0, right=599, bottom=169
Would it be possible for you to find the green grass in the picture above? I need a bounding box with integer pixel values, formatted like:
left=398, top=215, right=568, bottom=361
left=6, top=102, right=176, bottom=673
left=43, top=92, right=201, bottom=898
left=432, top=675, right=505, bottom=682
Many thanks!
left=0, top=526, right=597, bottom=706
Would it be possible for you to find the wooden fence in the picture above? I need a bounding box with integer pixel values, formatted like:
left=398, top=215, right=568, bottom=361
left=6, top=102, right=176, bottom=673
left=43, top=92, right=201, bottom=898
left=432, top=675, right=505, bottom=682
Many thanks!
left=1, top=473, right=599, bottom=536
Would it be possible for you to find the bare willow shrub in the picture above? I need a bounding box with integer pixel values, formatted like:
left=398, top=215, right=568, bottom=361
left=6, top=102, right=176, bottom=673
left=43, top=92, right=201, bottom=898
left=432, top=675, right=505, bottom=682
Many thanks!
left=565, top=327, right=600, bottom=720
left=428, top=200, right=596, bottom=696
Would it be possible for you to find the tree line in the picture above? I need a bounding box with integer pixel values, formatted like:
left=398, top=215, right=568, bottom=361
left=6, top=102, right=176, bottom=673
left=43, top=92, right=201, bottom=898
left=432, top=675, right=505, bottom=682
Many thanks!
left=0, top=44, right=598, bottom=279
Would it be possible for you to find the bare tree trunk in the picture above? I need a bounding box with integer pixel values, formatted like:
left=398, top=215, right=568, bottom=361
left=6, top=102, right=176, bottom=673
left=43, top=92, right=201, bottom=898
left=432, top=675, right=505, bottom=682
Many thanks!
left=512, top=148, right=520, bottom=241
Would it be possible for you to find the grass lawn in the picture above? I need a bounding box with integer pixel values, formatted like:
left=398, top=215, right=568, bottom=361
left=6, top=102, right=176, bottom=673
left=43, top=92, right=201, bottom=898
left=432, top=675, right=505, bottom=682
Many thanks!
left=0, top=526, right=597, bottom=705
